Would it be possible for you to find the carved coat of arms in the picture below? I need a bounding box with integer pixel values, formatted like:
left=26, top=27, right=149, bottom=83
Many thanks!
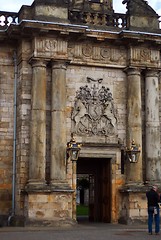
left=71, top=78, right=118, bottom=137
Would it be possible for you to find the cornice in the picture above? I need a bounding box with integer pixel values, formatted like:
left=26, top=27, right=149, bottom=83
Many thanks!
left=2, top=20, right=161, bottom=46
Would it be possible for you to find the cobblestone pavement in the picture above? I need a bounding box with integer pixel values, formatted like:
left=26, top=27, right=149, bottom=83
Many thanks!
left=0, top=223, right=160, bottom=240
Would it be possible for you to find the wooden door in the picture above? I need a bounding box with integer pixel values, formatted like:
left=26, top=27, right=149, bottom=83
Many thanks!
left=101, top=159, right=111, bottom=222
left=77, top=157, right=111, bottom=223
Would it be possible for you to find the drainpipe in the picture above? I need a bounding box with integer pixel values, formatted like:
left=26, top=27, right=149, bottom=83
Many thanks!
left=8, top=51, right=17, bottom=225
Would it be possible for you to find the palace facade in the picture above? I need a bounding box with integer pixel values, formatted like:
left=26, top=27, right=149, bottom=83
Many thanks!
left=0, top=0, right=161, bottom=226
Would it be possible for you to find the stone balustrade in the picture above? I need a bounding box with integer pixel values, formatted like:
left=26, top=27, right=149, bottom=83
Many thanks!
left=0, top=11, right=18, bottom=30
left=0, top=9, right=160, bottom=30
left=69, top=10, right=127, bottom=28
left=0, top=10, right=127, bottom=30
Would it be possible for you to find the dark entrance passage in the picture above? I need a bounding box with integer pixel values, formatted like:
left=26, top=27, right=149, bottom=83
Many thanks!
left=76, top=157, right=111, bottom=223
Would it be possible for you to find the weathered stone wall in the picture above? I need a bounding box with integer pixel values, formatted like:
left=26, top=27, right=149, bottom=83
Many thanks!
left=16, top=40, right=32, bottom=216
left=0, top=44, right=15, bottom=216
left=119, top=191, right=147, bottom=224
left=26, top=192, right=73, bottom=225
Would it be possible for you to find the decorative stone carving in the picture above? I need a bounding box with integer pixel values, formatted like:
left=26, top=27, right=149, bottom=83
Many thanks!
left=82, top=44, right=93, bottom=57
left=68, top=43, right=126, bottom=65
left=130, top=47, right=160, bottom=65
left=33, top=37, right=67, bottom=58
left=122, top=0, right=158, bottom=17
left=42, top=39, right=56, bottom=51
left=100, top=48, right=111, bottom=58
left=71, top=77, right=117, bottom=137
left=122, top=0, right=159, bottom=30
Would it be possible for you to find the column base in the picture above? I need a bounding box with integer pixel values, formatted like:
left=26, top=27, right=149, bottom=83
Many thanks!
left=144, top=180, right=161, bottom=187
left=123, top=182, right=145, bottom=189
left=26, top=179, right=47, bottom=191
left=50, top=180, right=72, bottom=191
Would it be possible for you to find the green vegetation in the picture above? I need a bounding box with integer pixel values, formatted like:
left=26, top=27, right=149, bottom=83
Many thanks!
left=76, top=205, right=89, bottom=216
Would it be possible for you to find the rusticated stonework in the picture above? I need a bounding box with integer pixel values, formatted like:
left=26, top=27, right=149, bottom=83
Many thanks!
left=71, top=77, right=118, bottom=137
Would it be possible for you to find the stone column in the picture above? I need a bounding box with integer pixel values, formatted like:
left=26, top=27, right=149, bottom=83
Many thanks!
left=28, top=59, right=47, bottom=189
left=145, top=70, right=161, bottom=182
left=50, top=60, right=69, bottom=189
left=126, top=68, right=143, bottom=183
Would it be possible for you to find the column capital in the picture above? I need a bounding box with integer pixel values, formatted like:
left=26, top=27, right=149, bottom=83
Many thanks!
left=124, top=66, right=141, bottom=76
left=29, top=58, right=48, bottom=68
left=51, top=59, right=70, bottom=70
left=145, top=68, right=160, bottom=78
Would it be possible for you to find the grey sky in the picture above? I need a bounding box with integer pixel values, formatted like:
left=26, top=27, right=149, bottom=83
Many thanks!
left=0, top=0, right=160, bottom=15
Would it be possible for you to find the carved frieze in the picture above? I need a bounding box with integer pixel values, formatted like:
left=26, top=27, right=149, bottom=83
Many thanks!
left=130, top=47, right=160, bottom=66
left=32, top=37, right=67, bottom=58
left=82, top=44, right=93, bottom=57
left=68, top=43, right=126, bottom=65
left=100, top=48, right=111, bottom=58
left=71, top=77, right=118, bottom=137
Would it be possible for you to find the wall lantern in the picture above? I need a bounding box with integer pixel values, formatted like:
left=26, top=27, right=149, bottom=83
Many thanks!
left=67, top=134, right=81, bottom=161
left=125, top=140, right=141, bottom=163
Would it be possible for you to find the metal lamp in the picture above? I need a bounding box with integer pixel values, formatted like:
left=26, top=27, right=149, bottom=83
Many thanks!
left=67, top=134, right=81, bottom=161
left=125, top=140, right=141, bottom=163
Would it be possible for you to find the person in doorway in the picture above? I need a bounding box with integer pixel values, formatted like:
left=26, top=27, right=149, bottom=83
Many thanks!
left=146, top=185, right=160, bottom=235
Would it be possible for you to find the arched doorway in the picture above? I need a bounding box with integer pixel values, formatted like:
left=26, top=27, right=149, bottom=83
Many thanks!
left=76, top=157, right=111, bottom=223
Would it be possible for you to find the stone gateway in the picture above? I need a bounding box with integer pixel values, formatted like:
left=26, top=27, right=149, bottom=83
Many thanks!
left=0, top=0, right=161, bottom=226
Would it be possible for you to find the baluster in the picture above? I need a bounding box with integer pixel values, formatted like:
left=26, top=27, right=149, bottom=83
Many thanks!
left=0, top=15, right=4, bottom=26
left=101, top=14, right=107, bottom=26
left=4, top=15, right=9, bottom=26
left=93, top=13, right=99, bottom=25
left=12, top=16, right=17, bottom=24
left=123, top=16, right=127, bottom=28
left=0, top=11, right=18, bottom=29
